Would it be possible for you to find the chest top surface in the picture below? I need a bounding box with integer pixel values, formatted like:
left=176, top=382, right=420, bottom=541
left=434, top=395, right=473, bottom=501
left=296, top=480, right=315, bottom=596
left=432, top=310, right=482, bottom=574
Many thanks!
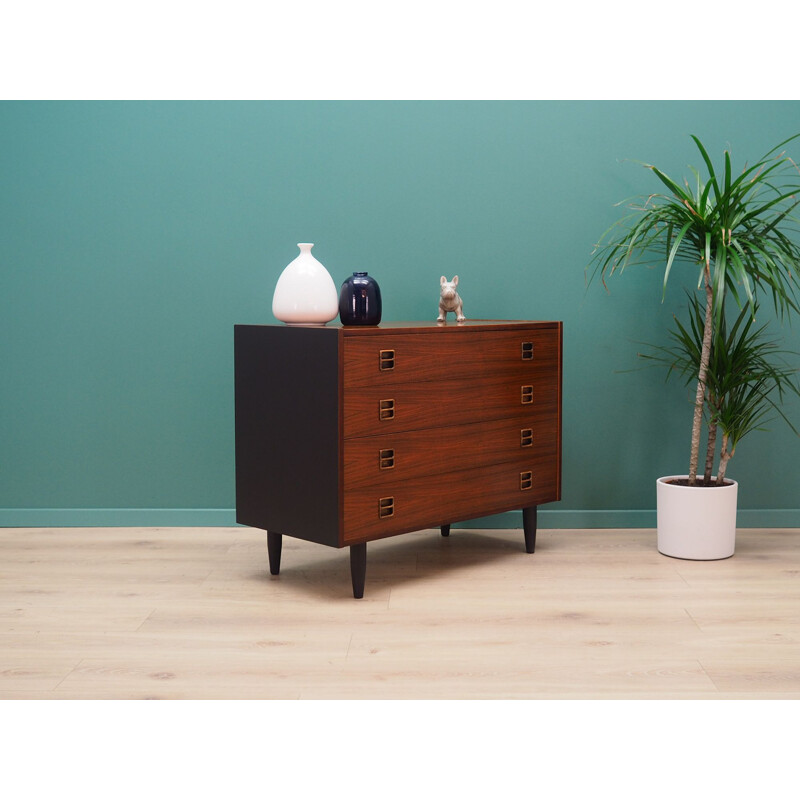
left=239, top=319, right=558, bottom=334
left=342, top=320, right=556, bottom=333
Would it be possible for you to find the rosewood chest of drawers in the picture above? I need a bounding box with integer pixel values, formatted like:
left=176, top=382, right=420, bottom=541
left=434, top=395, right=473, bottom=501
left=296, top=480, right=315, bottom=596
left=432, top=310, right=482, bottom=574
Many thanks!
left=234, top=320, right=562, bottom=597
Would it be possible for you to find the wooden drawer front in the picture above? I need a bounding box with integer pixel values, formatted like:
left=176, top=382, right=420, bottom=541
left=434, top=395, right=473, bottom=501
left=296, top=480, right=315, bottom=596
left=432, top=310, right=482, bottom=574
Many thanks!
left=343, top=373, right=558, bottom=439
left=343, top=415, right=558, bottom=491
left=343, top=328, right=559, bottom=390
left=342, top=457, right=559, bottom=543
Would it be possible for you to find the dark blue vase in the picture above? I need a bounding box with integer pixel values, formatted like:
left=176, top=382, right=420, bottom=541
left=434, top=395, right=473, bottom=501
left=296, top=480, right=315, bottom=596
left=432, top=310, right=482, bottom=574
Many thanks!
left=339, top=271, right=382, bottom=325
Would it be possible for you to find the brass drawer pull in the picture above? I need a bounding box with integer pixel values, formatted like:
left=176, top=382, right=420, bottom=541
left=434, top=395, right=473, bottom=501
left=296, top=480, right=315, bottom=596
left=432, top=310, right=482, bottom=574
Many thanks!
left=379, top=399, right=396, bottom=420
left=521, top=342, right=534, bottom=360
left=521, top=385, right=534, bottom=404
left=379, top=449, right=395, bottom=469
left=379, top=497, right=395, bottom=518
left=379, top=350, right=395, bottom=371
left=520, top=471, right=533, bottom=491
left=521, top=429, right=533, bottom=447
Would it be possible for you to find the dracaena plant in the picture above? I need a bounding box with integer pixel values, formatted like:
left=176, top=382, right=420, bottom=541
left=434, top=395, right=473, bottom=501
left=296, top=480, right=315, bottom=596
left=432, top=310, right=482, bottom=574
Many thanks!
left=589, top=134, right=800, bottom=485
left=641, top=293, right=800, bottom=485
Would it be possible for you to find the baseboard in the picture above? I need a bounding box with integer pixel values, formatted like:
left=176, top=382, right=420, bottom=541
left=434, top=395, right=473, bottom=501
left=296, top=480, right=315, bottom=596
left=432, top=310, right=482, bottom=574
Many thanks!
left=0, top=508, right=239, bottom=527
left=3, top=508, right=800, bottom=529
left=451, top=509, right=800, bottom=528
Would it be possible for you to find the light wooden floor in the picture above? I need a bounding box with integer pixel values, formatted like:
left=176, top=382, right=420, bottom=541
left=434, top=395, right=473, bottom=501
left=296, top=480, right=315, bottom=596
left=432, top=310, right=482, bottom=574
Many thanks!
left=1, top=525, right=799, bottom=699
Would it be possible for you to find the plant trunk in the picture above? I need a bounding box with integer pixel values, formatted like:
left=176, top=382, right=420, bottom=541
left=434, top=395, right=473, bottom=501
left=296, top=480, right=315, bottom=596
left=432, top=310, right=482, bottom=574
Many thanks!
left=717, top=433, right=732, bottom=485
left=689, top=264, right=714, bottom=486
left=704, top=415, right=717, bottom=486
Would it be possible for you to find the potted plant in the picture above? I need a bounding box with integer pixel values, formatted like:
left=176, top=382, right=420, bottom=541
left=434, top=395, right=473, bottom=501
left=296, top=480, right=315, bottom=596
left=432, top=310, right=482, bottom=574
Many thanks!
left=643, top=294, right=800, bottom=558
left=589, top=134, right=800, bottom=559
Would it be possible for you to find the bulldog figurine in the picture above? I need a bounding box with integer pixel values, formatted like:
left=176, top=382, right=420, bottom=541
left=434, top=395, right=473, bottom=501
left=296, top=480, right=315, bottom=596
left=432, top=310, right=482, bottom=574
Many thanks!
left=437, top=275, right=466, bottom=323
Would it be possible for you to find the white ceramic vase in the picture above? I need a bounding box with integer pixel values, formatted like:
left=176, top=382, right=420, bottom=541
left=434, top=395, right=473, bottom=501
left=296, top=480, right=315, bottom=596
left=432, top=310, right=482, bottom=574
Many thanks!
left=272, top=243, right=339, bottom=325
left=656, top=475, right=738, bottom=560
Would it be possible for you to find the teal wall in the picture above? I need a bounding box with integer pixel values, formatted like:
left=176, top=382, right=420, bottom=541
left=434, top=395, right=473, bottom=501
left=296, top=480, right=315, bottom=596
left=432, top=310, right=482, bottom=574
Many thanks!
left=2, top=101, right=800, bottom=527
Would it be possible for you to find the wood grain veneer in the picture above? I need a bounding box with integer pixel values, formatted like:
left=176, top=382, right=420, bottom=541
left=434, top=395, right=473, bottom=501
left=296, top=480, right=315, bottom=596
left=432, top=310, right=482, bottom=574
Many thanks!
left=343, top=327, right=559, bottom=388
left=343, top=415, right=558, bottom=493
left=343, top=456, right=560, bottom=544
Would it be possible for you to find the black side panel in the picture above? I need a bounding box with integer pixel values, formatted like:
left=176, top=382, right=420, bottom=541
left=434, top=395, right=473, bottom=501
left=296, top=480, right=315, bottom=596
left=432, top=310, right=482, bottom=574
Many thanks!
left=234, top=325, right=340, bottom=547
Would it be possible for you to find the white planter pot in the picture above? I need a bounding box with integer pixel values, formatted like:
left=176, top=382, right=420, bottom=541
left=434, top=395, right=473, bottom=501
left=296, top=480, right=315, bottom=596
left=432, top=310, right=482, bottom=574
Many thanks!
left=272, top=243, right=339, bottom=325
left=656, top=475, right=738, bottom=560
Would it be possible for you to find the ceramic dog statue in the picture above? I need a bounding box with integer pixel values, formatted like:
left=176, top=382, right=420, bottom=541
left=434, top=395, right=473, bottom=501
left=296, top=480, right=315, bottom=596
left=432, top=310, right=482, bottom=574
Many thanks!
left=437, top=275, right=466, bottom=322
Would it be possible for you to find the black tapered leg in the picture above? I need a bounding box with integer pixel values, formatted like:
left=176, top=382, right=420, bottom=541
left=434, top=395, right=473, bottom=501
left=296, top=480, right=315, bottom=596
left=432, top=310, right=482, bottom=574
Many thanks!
left=522, top=505, right=538, bottom=554
left=350, top=543, right=367, bottom=599
left=440, top=524, right=450, bottom=537
left=267, top=531, right=282, bottom=575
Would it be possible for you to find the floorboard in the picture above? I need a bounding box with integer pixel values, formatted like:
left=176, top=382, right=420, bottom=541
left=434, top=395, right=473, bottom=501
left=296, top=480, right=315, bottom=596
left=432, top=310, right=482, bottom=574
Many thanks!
left=1, top=526, right=799, bottom=699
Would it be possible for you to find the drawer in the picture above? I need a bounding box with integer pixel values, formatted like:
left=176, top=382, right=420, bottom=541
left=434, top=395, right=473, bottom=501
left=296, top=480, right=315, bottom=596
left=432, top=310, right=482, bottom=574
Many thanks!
left=343, top=415, right=559, bottom=491
left=343, top=372, right=558, bottom=439
left=343, top=328, right=559, bottom=389
left=342, top=457, right=559, bottom=543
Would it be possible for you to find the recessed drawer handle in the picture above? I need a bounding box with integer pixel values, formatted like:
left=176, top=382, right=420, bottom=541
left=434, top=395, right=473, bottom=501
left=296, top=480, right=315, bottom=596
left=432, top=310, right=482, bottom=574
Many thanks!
left=521, top=342, right=534, bottom=360
left=379, top=399, right=395, bottom=420
left=521, top=385, right=534, bottom=404
left=379, top=497, right=395, bottom=518
left=379, top=350, right=395, bottom=371
left=520, top=471, right=534, bottom=491
left=379, top=448, right=395, bottom=469
left=521, top=429, right=533, bottom=447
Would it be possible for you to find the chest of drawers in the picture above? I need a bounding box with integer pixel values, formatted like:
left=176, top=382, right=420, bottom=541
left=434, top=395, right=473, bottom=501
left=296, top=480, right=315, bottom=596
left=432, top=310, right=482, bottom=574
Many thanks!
left=234, top=320, right=562, bottom=597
